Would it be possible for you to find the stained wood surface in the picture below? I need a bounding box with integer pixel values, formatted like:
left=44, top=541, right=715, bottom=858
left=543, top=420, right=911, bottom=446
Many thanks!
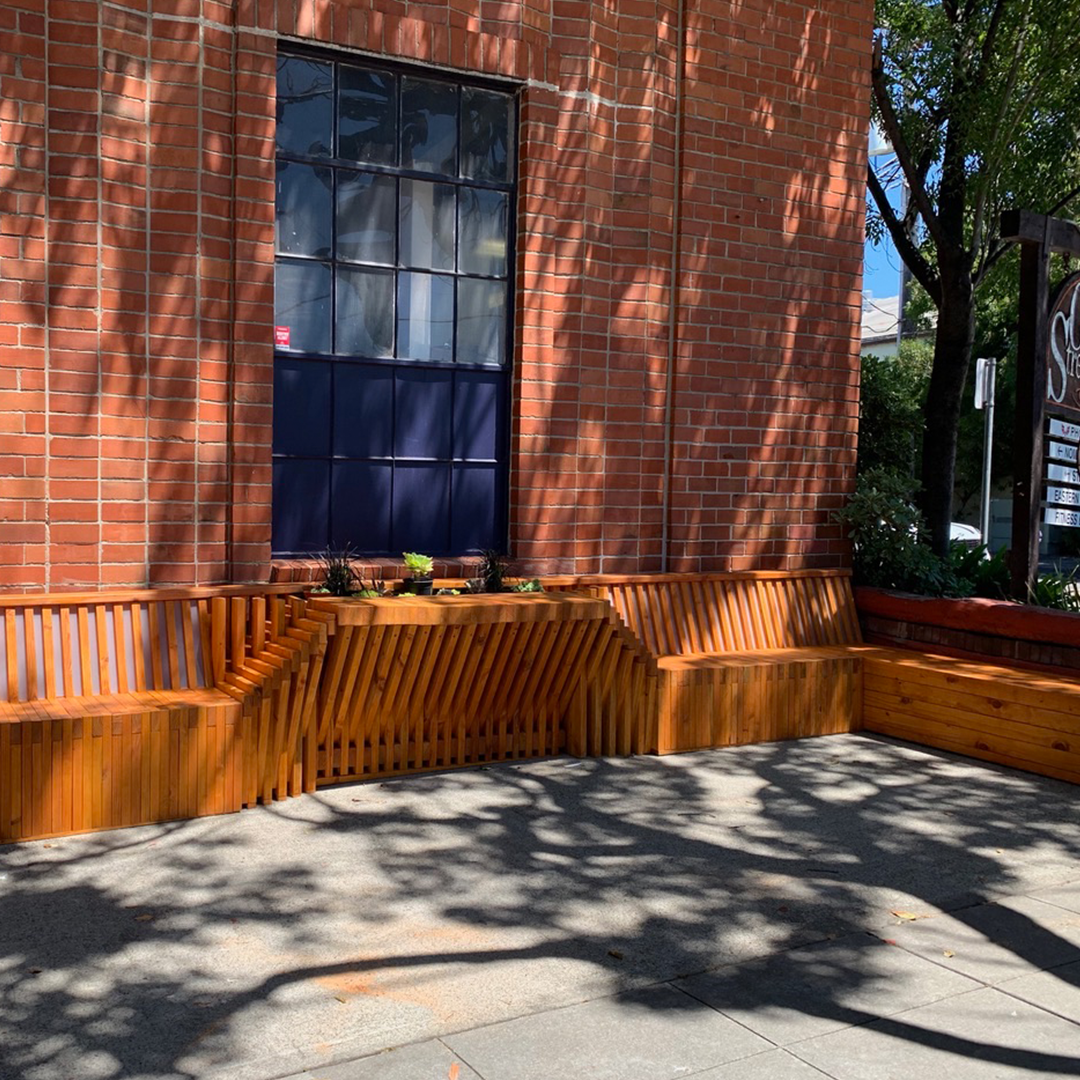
left=311, top=595, right=656, bottom=784
left=554, top=573, right=861, bottom=657
left=0, top=590, right=331, bottom=842
left=860, top=645, right=1080, bottom=785
left=548, top=572, right=865, bottom=755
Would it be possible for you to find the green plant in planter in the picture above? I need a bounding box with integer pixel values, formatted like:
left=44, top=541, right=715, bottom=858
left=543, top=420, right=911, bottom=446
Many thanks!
left=314, top=546, right=358, bottom=597
left=402, top=552, right=435, bottom=595
left=510, top=578, right=543, bottom=593
left=478, top=549, right=509, bottom=592
left=402, top=552, right=434, bottom=577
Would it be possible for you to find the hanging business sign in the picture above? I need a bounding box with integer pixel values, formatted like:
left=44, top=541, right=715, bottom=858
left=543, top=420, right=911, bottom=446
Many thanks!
left=1046, top=272, right=1080, bottom=419
left=1045, top=506, right=1080, bottom=528
left=1043, top=416, right=1080, bottom=527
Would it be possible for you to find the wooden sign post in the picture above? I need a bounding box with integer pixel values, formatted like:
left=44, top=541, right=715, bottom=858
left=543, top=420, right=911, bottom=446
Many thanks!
left=1000, top=210, right=1080, bottom=599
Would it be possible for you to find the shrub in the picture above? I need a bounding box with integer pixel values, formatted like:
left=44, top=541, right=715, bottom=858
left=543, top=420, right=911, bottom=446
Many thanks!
left=833, top=469, right=967, bottom=596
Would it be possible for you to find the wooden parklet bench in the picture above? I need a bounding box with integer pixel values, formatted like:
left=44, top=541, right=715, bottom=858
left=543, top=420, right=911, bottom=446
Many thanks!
left=0, top=589, right=331, bottom=841
left=551, top=570, right=1080, bottom=783
left=547, top=570, right=864, bottom=753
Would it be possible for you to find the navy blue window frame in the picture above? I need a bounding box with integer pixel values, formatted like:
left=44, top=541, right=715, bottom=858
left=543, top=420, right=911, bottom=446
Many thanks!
left=272, top=45, right=517, bottom=558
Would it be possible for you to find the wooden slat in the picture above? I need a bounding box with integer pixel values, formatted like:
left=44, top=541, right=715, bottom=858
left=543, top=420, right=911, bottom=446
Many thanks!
left=112, top=605, right=129, bottom=694
left=180, top=601, right=198, bottom=690
left=41, top=609, right=56, bottom=700
left=147, top=603, right=164, bottom=690
left=164, top=601, right=181, bottom=690
left=130, top=604, right=146, bottom=691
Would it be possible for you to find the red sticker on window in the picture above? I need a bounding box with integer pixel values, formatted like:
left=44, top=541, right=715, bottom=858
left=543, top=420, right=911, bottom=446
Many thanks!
left=274, top=325, right=291, bottom=348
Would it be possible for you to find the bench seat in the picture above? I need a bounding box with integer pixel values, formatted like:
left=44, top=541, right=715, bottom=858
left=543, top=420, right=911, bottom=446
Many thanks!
left=0, top=687, right=242, bottom=722
left=858, top=644, right=1080, bottom=785
left=657, top=645, right=863, bottom=752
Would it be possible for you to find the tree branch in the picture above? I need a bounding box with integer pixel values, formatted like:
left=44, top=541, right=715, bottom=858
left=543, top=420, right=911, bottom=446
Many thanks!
left=867, top=162, right=943, bottom=307
left=1047, top=184, right=1080, bottom=218
left=973, top=0, right=1011, bottom=91
left=971, top=1, right=1034, bottom=267
left=973, top=237, right=1013, bottom=287
left=871, top=37, right=950, bottom=251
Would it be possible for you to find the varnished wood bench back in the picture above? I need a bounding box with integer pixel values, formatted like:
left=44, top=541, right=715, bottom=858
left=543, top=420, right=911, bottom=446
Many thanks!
left=0, top=595, right=211, bottom=702
left=545, top=570, right=862, bottom=657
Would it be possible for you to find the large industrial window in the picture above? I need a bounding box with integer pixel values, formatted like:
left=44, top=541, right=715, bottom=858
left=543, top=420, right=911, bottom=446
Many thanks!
left=272, top=49, right=515, bottom=556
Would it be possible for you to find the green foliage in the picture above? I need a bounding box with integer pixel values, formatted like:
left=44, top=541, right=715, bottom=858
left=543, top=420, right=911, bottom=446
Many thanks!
left=949, top=543, right=1011, bottom=600
left=873, top=1, right=1080, bottom=251
left=834, top=468, right=960, bottom=594
left=1028, top=564, right=1080, bottom=612
left=316, top=547, right=358, bottom=597
left=869, top=0, right=1080, bottom=550
left=858, top=342, right=932, bottom=478
left=402, top=551, right=434, bottom=577
left=510, top=578, right=544, bottom=593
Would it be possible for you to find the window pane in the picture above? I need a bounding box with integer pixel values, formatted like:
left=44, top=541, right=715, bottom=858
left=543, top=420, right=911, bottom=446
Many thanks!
left=336, top=267, right=394, bottom=357
left=334, top=363, right=393, bottom=458
left=337, top=171, right=395, bottom=264
left=401, top=77, right=458, bottom=175
left=399, top=179, right=455, bottom=271
left=275, top=260, right=332, bottom=354
left=396, top=368, right=452, bottom=460
left=461, top=87, right=512, bottom=183
left=391, top=463, right=450, bottom=553
left=276, top=57, right=332, bottom=158
left=397, top=272, right=454, bottom=362
left=451, top=465, right=499, bottom=552
left=332, top=461, right=392, bottom=552
left=456, top=278, right=506, bottom=365
left=273, top=357, right=331, bottom=457
left=338, top=66, right=397, bottom=166
left=273, top=460, right=329, bottom=553
left=276, top=161, right=332, bottom=257
left=458, top=188, right=508, bottom=277
left=454, top=370, right=500, bottom=460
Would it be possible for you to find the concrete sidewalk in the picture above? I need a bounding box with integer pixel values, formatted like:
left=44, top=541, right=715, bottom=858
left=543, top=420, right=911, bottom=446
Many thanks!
left=2, top=734, right=1079, bottom=1080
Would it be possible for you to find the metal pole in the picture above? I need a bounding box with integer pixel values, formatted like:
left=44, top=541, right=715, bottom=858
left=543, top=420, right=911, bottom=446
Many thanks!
left=978, top=358, right=997, bottom=549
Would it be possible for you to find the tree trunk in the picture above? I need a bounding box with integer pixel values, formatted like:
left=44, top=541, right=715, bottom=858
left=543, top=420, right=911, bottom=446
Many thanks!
left=918, top=272, right=976, bottom=557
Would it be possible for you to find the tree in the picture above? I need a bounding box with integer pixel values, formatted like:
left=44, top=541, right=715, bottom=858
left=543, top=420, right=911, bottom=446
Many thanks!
left=868, top=0, right=1080, bottom=556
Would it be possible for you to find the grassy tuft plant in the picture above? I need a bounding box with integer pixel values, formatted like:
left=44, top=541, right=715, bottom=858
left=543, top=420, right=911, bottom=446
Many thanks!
left=317, top=546, right=358, bottom=597
left=478, top=549, right=509, bottom=592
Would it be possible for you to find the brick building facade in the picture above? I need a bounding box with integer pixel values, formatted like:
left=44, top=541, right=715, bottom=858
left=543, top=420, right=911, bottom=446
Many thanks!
left=0, top=0, right=872, bottom=590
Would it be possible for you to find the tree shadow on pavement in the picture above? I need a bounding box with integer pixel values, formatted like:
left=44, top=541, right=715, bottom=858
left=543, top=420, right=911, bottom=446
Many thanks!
left=2, top=734, right=1080, bottom=1079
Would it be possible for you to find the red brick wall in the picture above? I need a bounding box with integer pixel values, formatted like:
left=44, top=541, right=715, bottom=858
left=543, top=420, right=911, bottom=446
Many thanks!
left=0, top=0, right=872, bottom=589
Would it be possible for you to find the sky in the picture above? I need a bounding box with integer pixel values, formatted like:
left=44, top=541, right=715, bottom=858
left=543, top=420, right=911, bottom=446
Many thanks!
left=865, top=231, right=904, bottom=300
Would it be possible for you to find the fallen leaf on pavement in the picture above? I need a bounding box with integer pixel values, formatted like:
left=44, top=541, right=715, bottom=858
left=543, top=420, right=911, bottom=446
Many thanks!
left=890, top=910, right=924, bottom=921
left=943, top=950, right=955, bottom=958
left=449, top=1066, right=460, bottom=1080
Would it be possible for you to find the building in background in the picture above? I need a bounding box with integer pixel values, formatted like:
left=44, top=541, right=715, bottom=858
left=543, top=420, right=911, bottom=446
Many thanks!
left=0, top=0, right=873, bottom=590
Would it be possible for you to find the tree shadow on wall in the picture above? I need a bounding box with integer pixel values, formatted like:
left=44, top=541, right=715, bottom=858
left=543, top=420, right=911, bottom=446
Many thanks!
left=524, top=1, right=864, bottom=573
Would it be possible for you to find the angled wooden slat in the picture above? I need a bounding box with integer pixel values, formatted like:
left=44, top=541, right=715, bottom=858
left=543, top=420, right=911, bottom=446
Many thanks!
left=180, top=601, right=198, bottom=690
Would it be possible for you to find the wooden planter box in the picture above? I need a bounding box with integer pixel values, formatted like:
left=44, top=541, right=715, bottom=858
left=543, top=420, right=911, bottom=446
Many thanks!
left=306, top=593, right=657, bottom=784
